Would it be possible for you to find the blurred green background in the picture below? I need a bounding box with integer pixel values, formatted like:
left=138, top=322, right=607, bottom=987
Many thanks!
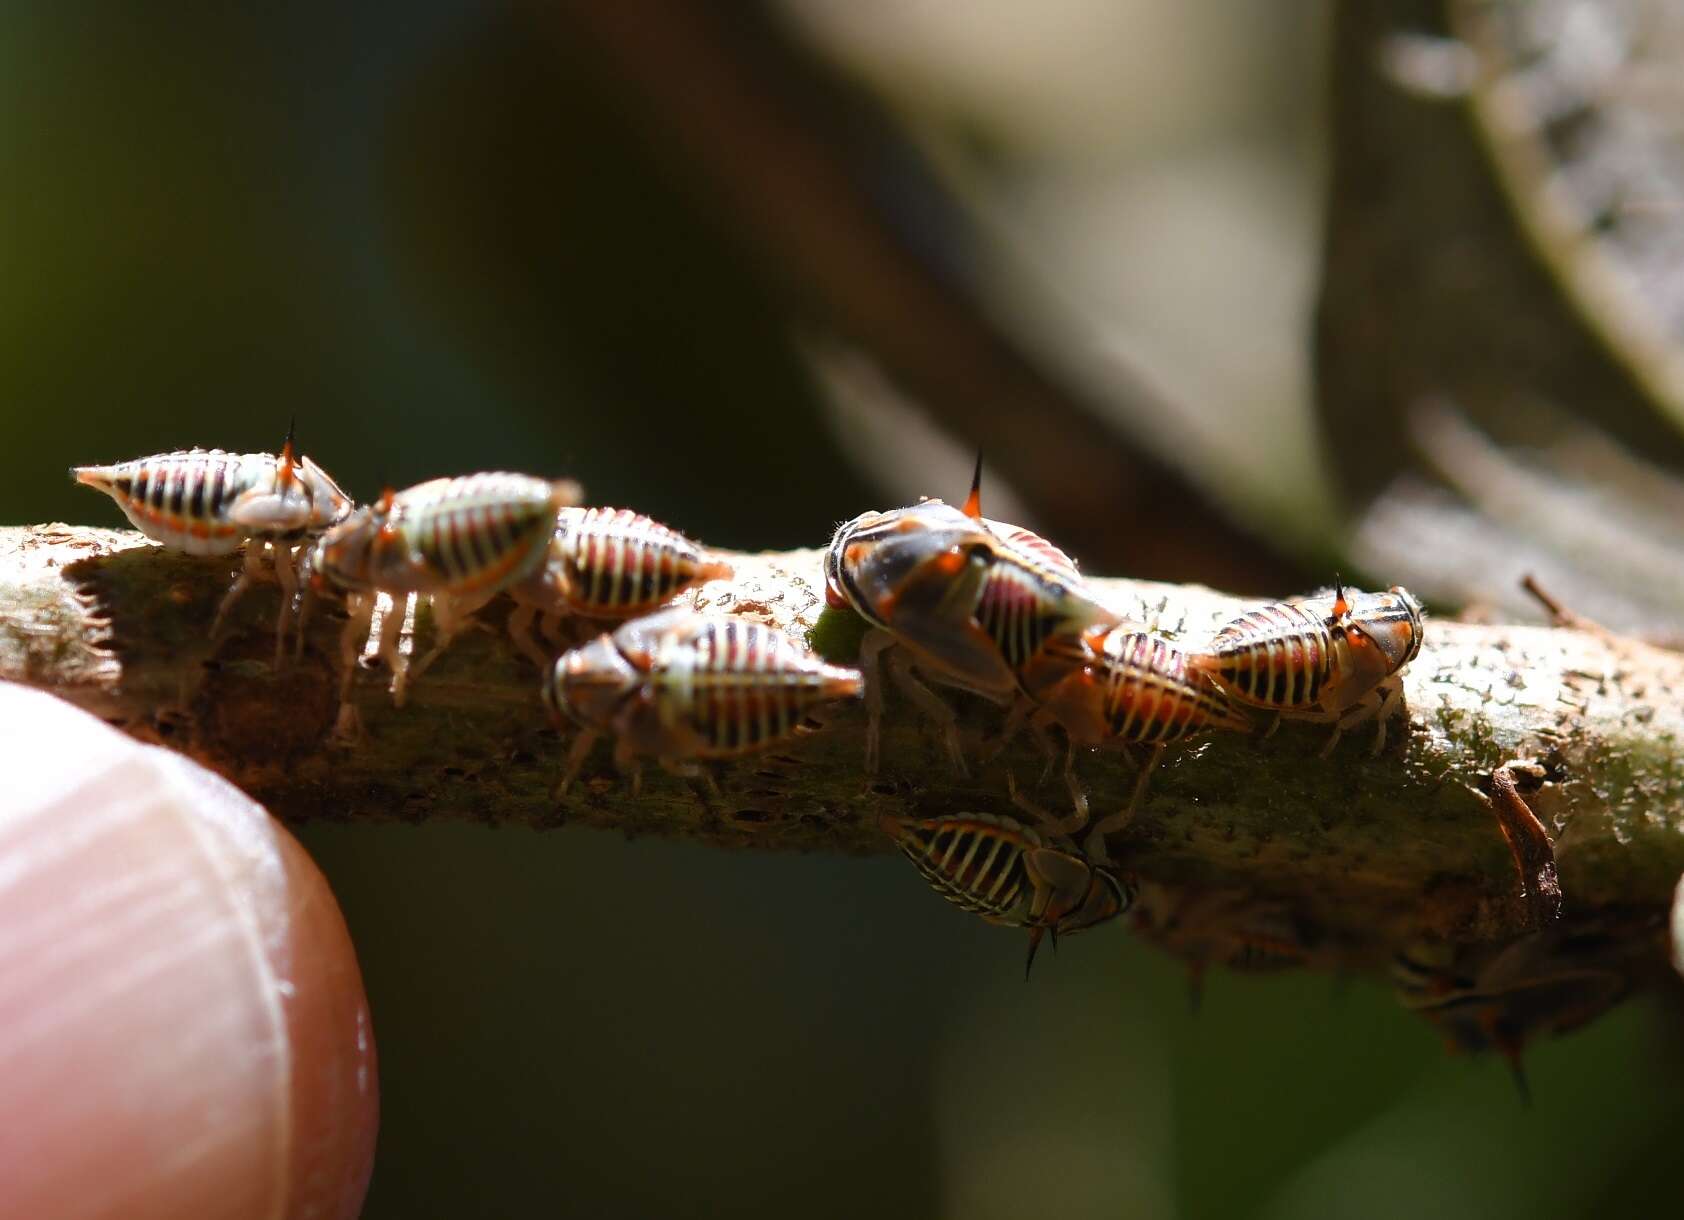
left=7, top=3, right=1684, bottom=1216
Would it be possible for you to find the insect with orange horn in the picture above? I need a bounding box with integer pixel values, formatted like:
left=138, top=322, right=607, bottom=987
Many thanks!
left=305, top=471, right=582, bottom=729
left=71, top=425, right=353, bottom=662
left=503, top=506, right=734, bottom=669
left=822, top=458, right=1123, bottom=775
left=1189, top=582, right=1425, bottom=757
left=543, top=607, right=863, bottom=795
left=879, top=809, right=1133, bottom=978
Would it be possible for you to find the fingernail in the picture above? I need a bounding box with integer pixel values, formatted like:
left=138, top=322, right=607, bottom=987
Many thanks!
left=0, top=684, right=377, bottom=1220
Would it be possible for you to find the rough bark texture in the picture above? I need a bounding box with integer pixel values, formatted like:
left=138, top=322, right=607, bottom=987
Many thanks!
left=4, top=524, right=1682, bottom=971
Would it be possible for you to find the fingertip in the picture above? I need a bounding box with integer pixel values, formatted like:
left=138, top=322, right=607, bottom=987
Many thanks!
left=265, top=814, right=379, bottom=1220
left=0, top=684, right=377, bottom=1220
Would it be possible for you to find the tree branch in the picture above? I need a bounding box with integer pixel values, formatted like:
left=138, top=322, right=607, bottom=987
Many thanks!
left=5, top=524, right=1682, bottom=966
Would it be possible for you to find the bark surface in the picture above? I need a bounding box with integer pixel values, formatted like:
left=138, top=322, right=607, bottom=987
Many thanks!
left=4, top=524, right=1682, bottom=968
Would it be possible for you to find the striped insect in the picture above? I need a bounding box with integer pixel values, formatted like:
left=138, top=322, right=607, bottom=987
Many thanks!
left=1007, top=627, right=1252, bottom=853
left=504, top=506, right=734, bottom=668
left=306, top=471, right=582, bottom=723
left=71, top=430, right=353, bottom=661
left=980, top=516, right=1081, bottom=584
left=956, top=461, right=1125, bottom=702
left=822, top=461, right=1121, bottom=774
left=879, top=809, right=1132, bottom=976
left=1189, top=582, right=1425, bottom=756
left=544, top=607, right=863, bottom=794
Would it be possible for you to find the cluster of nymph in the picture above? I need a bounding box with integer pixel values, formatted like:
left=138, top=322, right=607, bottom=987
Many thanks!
left=79, top=439, right=1622, bottom=1083
left=71, top=437, right=860, bottom=785
left=823, top=459, right=1424, bottom=970
left=74, top=441, right=1422, bottom=960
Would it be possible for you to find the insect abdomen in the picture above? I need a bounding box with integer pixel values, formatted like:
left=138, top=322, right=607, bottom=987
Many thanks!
left=555, top=507, right=728, bottom=617
left=1100, top=632, right=1250, bottom=742
left=73, top=450, right=252, bottom=555
left=658, top=618, right=863, bottom=758
left=982, top=518, right=1080, bottom=583
left=973, top=560, right=1070, bottom=672
left=397, top=474, right=562, bottom=594
left=1205, top=602, right=1331, bottom=709
left=883, top=814, right=1038, bottom=924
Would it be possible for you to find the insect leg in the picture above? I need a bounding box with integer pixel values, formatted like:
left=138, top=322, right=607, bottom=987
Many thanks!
left=1086, top=742, right=1164, bottom=859
left=1322, top=689, right=1385, bottom=759
left=611, top=735, right=646, bottom=797
left=1006, top=770, right=1083, bottom=839
left=294, top=583, right=316, bottom=659
left=378, top=593, right=412, bottom=706
left=332, top=592, right=376, bottom=742
left=859, top=628, right=894, bottom=774
left=1061, top=742, right=1091, bottom=829
left=660, top=755, right=720, bottom=798
left=211, top=544, right=268, bottom=638
left=507, top=604, right=550, bottom=671
left=554, top=730, right=601, bottom=798
left=983, top=695, right=1032, bottom=761
left=270, top=543, right=299, bottom=669
left=1030, top=719, right=1061, bottom=784
left=408, top=588, right=496, bottom=697
left=1369, top=677, right=1405, bottom=755
left=885, top=646, right=968, bottom=776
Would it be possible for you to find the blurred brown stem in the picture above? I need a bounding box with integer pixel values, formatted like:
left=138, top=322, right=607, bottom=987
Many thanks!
left=543, top=1, right=1297, bottom=588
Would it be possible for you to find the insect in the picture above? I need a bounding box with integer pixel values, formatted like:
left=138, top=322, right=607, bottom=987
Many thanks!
left=544, top=607, right=863, bottom=794
left=879, top=809, right=1132, bottom=977
left=1391, top=920, right=1650, bottom=1102
left=504, top=506, right=734, bottom=668
left=1019, top=627, right=1253, bottom=850
left=71, top=429, right=353, bottom=661
left=823, top=460, right=1121, bottom=773
left=1130, top=882, right=1315, bottom=1005
left=306, top=472, right=582, bottom=720
left=978, top=516, right=1081, bottom=584
left=1189, top=582, right=1425, bottom=756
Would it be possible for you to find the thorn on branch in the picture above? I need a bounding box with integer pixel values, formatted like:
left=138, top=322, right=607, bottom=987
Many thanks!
left=1520, top=573, right=1609, bottom=636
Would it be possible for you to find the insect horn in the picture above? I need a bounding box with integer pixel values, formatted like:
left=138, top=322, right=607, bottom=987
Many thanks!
left=278, top=415, right=298, bottom=487
left=1332, top=572, right=1349, bottom=619
left=960, top=451, right=984, bottom=520
left=1024, top=925, right=1046, bottom=981
left=373, top=467, right=395, bottom=516
left=1481, top=1017, right=1535, bottom=1112
left=1502, top=1044, right=1532, bottom=1107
